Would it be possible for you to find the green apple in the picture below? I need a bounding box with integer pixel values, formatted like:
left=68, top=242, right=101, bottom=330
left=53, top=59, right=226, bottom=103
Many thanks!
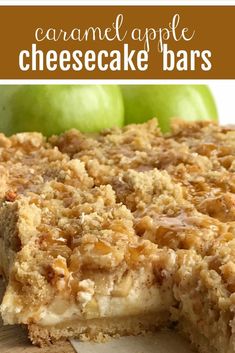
left=0, top=85, right=124, bottom=136
left=120, top=85, right=218, bottom=132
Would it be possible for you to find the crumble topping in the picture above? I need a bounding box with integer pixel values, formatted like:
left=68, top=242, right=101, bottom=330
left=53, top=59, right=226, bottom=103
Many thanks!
left=1, top=120, right=235, bottom=353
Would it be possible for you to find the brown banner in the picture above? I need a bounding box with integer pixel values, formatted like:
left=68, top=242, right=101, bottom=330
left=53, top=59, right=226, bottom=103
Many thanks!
left=0, top=6, right=234, bottom=79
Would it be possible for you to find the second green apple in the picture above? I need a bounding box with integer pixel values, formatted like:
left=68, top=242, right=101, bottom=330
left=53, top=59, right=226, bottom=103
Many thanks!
left=121, top=85, right=218, bottom=132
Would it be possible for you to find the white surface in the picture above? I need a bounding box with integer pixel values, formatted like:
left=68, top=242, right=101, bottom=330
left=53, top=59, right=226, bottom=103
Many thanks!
left=209, top=83, right=235, bottom=125
left=71, top=331, right=195, bottom=353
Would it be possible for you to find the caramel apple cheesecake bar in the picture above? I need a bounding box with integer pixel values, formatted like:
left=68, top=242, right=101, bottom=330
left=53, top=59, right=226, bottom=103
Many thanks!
left=1, top=180, right=177, bottom=346
left=1, top=120, right=235, bottom=353
left=0, top=131, right=177, bottom=345
left=51, top=119, right=235, bottom=353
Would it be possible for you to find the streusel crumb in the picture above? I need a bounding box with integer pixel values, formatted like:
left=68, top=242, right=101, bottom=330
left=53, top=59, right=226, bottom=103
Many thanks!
left=1, top=120, right=235, bottom=353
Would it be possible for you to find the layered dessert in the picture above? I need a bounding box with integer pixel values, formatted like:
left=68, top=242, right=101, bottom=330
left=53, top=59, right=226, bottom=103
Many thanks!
left=1, top=120, right=235, bottom=353
left=0, top=129, right=176, bottom=346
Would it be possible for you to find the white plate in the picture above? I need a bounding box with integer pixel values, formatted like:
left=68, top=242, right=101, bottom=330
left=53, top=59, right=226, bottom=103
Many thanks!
left=71, top=331, right=195, bottom=353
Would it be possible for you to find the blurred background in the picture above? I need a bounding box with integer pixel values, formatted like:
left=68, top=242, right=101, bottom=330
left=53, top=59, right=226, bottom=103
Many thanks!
left=0, top=83, right=233, bottom=138
left=209, top=83, right=235, bottom=124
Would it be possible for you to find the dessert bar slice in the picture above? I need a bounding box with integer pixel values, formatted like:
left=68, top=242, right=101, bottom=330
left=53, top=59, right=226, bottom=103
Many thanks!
left=175, top=243, right=235, bottom=353
left=51, top=120, right=235, bottom=353
left=0, top=179, right=177, bottom=346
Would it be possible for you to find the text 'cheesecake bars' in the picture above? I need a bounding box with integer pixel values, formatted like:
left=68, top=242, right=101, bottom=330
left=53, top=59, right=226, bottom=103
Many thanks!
left=1, top=119, right=235, bottom=353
